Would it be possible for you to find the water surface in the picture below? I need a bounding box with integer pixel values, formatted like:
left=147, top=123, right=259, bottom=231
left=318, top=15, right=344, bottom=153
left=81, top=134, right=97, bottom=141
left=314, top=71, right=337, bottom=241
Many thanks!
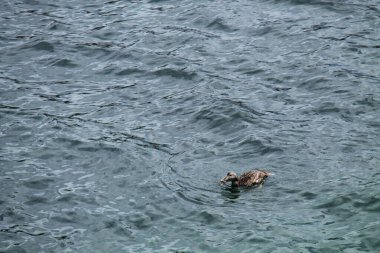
left=1, top=0, right=380, bottom=252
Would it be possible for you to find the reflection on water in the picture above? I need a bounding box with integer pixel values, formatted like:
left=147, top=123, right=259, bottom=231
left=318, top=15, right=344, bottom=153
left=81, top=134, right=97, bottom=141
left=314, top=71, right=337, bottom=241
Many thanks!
left=221, top=186, right=242, bottom=200
left=1, top=0, right=380, bottom=252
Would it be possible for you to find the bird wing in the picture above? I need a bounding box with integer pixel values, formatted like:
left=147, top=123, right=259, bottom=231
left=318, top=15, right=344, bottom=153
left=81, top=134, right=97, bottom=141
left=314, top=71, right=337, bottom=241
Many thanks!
left=239, top=170, right=269, bottom=186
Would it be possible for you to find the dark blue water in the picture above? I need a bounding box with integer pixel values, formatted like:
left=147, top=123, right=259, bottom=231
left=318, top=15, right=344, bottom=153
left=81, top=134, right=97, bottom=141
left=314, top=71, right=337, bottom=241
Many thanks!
left=1, top=0, right=380, bottom=252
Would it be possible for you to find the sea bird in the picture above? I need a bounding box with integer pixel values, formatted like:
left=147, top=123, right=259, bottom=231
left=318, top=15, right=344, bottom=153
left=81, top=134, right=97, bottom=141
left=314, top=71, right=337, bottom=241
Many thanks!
left=220, top=170, right=272, bottom=187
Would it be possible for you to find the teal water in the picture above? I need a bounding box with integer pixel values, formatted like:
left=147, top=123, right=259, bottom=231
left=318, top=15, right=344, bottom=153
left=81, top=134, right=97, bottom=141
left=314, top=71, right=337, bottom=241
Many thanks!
left=1, top=0, right=380, bottom=252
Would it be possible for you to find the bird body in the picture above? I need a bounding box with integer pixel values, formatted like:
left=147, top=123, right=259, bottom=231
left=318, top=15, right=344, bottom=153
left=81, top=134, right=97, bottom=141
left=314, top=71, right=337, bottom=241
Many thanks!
left=220, top=170, right=271, bottom=187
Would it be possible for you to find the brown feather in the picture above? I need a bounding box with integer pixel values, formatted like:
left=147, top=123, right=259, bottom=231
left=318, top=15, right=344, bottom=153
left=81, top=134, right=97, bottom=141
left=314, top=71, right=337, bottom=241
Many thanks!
left=221, top=170, right=271, bottom=187
left=238, top=170, right=270, bottom=187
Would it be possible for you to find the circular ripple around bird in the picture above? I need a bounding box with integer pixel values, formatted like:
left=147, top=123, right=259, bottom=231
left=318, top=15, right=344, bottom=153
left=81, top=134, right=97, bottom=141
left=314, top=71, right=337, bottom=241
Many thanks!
left=158, top=152, right=225, bottom=207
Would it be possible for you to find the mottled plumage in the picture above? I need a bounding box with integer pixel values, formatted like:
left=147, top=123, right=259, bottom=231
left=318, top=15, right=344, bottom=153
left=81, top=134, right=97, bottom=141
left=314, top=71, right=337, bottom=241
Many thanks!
left=220, top=170, right=271, bottom=187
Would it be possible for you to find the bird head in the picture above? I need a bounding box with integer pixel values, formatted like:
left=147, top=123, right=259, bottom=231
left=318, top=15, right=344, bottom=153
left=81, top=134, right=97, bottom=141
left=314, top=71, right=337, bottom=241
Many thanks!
left=220, top=171, right=239, bottom=185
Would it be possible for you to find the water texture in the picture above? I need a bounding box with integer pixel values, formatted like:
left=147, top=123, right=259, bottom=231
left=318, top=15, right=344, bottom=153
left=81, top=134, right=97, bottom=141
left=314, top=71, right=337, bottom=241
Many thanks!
left=1, top=0, right=380, bottom=252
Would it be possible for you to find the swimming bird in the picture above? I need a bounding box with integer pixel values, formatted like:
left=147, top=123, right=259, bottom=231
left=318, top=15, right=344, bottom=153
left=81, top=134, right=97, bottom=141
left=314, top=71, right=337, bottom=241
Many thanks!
left=220, top=170, right=271, bottom=187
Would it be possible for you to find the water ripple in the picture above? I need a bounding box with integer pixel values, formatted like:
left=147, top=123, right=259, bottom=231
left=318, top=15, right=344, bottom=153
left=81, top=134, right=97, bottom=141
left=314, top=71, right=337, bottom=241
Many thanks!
left=1, top=0, right=380, bottom=252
